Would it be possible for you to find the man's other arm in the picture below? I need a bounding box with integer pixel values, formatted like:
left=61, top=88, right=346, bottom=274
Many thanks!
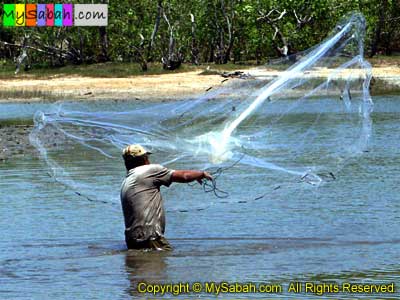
left=171, top=170, right=213, bottom=184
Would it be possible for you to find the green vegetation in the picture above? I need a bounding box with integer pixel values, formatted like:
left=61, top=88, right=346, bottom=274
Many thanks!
left=0, top=119, right=34, bottom=126
left=0, top=0, right=399, bottom=75
left=0, top=61, right=197, bottom=78
left=0, top=60, right=255, bottom=79
left=0, top=87, right=56, bottom=100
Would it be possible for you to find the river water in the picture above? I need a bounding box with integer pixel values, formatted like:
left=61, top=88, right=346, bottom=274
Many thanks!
left=1, top=96, right=399, bottom=299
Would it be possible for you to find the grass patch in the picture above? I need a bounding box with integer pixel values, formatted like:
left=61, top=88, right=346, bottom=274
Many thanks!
left=0, top=62, right=190, bottom=79
left=0, top=89, right=57, bottom=100
left=0, top=56, right=398, bottom=82
left=369, top=54, right=400, bottom=67
left=0, top=61, right=256, bottom=79
left=0, top=118, right=34, bottom=126
left=370, top=78, right=400, bottom=96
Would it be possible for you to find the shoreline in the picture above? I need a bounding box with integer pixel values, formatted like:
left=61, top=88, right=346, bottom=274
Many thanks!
left=0, top=66, right=400, bottom=103
left=1, top=64, right=399, bottom=161
left=0, top=69, right=223, bottom=103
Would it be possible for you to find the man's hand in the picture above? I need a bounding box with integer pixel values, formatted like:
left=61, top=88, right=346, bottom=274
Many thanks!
left=197, top=171, right=213, bottom=185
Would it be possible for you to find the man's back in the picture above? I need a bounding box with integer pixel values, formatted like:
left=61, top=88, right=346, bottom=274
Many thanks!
left=120, top=164, right=174, bottom=244
left=120, top=144, right=212, bottom=250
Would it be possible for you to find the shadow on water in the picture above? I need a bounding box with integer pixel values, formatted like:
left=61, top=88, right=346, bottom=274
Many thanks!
left=5, top=235, right=400, bottom=262
left=120, top=237, right=400, bottom=298
left=124, top=250, right=168, bottom=297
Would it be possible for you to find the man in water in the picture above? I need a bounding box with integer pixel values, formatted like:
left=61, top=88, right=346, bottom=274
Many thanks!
left=120, top=144, right=212, bottom=251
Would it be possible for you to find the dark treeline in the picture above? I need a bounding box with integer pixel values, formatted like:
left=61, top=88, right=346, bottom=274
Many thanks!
left=0, top=0, right=399, bottom=72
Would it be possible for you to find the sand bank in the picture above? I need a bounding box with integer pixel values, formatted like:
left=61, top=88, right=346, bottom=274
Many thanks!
left=0, top=66, right=399, bottom=102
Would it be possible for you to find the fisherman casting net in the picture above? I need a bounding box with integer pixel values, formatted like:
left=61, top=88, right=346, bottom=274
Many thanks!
left=30, top=13, right=373, bottom=207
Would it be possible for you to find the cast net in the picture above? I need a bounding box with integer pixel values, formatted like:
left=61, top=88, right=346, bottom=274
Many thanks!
left=30, top=13, right=373, bottom=205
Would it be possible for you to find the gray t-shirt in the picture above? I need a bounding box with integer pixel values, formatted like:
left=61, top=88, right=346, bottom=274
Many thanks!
left=120, top=164, right=174, bottom=242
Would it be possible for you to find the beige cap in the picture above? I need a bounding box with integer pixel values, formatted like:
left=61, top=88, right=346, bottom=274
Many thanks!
left=122, top=144, right=152, bottom=157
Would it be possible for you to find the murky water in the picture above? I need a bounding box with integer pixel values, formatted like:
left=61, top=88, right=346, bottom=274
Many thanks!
left=1, top=96, right=399, bottom=299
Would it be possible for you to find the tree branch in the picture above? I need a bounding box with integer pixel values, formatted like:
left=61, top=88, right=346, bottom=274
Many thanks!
left=258, top=9, right=289, bottom=57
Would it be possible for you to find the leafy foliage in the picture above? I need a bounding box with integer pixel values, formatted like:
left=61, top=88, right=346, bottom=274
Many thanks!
left=0, top=0, right=399, bottom=70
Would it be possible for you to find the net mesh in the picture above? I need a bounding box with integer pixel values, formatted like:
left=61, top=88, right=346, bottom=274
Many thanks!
left=29, top=13, right=373, bottom=203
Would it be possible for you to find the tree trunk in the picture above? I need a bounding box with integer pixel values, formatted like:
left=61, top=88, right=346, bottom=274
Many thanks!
left=78, top=28, right=84, bottom=64
left=190, top=14, right=199, bottom=65
left=97, top=0, right=109, bottom=62
left=147, top=0, right=163, bottom=62
left=208, top=42, right=215, bottom=63
left=223, top=16, right=234, bottom=64
left=258, top=9, right=289, bottom=58
left=370, top=0, right=388, bottom=57
left=133, top=34, right=147, bottom=71
left=161, top=8, right=182, bottom=70
left=255, top=23, right=262, bottom=65
left=98, top=26, right=109, bottom=62
left=214, top=0, right=234, bottom=64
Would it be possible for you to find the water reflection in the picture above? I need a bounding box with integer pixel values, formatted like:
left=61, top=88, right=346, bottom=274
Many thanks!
left=124, top=250, right=168, bottom=297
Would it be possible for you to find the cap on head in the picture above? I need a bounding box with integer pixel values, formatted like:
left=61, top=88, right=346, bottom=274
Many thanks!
left=122, top=144, right=152, bottom=158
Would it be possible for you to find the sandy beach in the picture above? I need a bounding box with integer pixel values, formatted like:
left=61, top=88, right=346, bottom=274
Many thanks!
left=0, top=65, right=399, bottom=102
left=0, top=70, right=222, bottom=102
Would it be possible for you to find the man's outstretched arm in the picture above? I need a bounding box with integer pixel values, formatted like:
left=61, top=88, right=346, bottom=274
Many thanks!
left=171, top=170, right=213, bottom=184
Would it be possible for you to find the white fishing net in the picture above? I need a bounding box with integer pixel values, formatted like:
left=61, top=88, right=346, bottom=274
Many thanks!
left=30, top=13, right=373, bottom=203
